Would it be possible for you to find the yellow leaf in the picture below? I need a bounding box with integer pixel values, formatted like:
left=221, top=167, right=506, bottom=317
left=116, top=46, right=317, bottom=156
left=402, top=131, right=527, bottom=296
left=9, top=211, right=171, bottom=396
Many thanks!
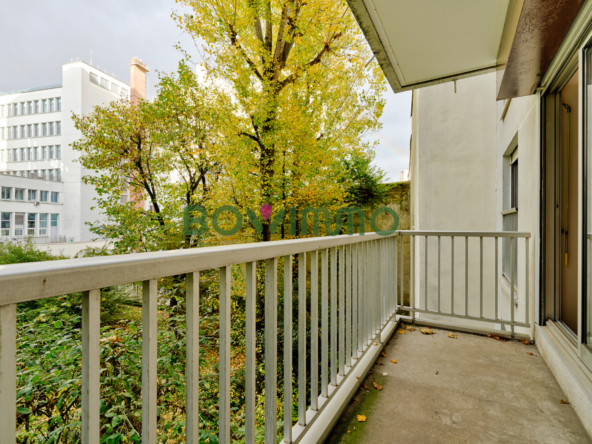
left=357, top=415, right=367, bottom=422
left=448, top=332, right=457, bottom=339
left=397, top=329, right=405, bottom=334
left=406, top=327, right=416, bottom=332
left=390, top=359, right=397, bottom=364
left=560, top=399, right=570, bottom=404
left=420, top=328, right=435, bottom=335
left=373, top=382, right=383, bottom=391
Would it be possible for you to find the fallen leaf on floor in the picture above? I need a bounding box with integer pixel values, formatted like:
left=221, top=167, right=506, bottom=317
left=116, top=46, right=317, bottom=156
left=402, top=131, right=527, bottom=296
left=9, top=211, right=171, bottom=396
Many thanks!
left=487, top=334, right=492, bottom=338
left=373, top=382, right=383, bottom=391
left=357, top=415, right=367, bottom=422
left=381, top=351, right=387, bottom=357
left=373, top=342, right=378, bottom=346
left=356, top=376, right=360, bottom=379
left=352, top=398, right=358, bottom=404
left=448, top=332, right=457, bottom=339
left=391, top=359, right=397, bottom=364
left=406, top=327, right=416, bottom=332
left=522, top=340, right=529, bottom=345
left=420, top=328, right=435, bottom=335
left=394, top=336, right=398, bottom=339
left=527, top=352, right=534, bottom=356
left=383, top=372, right=388, bottom=376
left=560, top=399, right=570, bottom=404
left=363, top=384, right=368, bottom=390
left=397, top=329, right=405, bottom=334
left=435, top=371, right=439, bottom=375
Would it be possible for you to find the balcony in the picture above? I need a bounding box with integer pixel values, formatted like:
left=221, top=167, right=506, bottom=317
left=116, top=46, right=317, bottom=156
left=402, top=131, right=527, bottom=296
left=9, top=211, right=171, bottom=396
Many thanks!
left=0, top=230, right=588, bottom=442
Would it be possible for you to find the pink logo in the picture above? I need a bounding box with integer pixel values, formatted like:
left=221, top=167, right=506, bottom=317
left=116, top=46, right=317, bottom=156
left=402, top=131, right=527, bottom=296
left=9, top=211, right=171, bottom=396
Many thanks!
left=260, top=204, right=272, bottom=221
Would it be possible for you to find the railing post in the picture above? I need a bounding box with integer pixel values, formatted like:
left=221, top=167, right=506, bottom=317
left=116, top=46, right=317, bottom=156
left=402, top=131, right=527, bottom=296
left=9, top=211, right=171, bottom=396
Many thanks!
left=331, top=247, right=337, bottom=386
left=346, top=245, right=352, bottom=367
left=311, top=250, right=319, bottom=410
left=186, top=273, right=200, bottom=444
left=437, top=235, right=441, bottom=313
left=480, top=236, right=484, bottom=318
left=321, top=249, right=329, bottom=397
left=282, top=257, right=292, bottom=443
left=247, top=263, right=257, bottom=443
left=142, top=279, right=158, bottom=444
left=451, top=237, right=455, bottom=315
left=0, top=303, right=16, bottom=444
left=339, top=247, right=345, bottom=376
left=265, top=258, right=278, bottom=443
left=400, top=235, right=404, bottom=311
left=219, top=266, right=231, bottom=444
left=495, top=237, right=499, bottom=321
left=298, top=252, right=307, bottom=424
left=411, top=235, right=415, bottom=322
left=510, top=237, right=515, bottom=338
left=525, top=237, right=530, bottom=326
left=82, top=290, right=100, bottom=444
left=352, top=243, right=358, bottom=359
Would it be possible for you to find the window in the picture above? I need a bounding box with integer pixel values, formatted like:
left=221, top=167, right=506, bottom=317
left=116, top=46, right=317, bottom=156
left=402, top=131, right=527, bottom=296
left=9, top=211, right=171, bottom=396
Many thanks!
left=100, top=77, right=110, bottom=89
left=56, top=145, right=61, bottom=159
left=56, top=169, right=61, bottom=181
left=20, top=125, right=25, bottom=138
left=27, top=213, right=36, bottom=235
left=41, top=170, right=46, bottom=180
left=12, top=149, right=16, bottom=162
left=15, top=189, right=24, bottom=200
left=27, top=124, right=32, bottom=137
left=27, top=148, right=32, bottom=160
left=49, top=99, right=54, bottom=112
left=12, top=104, right=18, bottom=116
left=14, top=213, right=24, bottom=236
left=34, top=124, right=39, bottom=137
left=0, top=105, right=3, bottom=117
left=56, top=122, right=61, bottom=135
left=40, top=191, right=48, bottom=202
left=39, top=214, right=48, bottom=235
left=51, top=214, right=58, bottom=228
left=121, top=88, right=129, bottom=97
left=34, top=147, right=39, bottom=160
left=511, top=159, right=518, bottom=209
left=20, top=102, right=25, bottom=115
left=42, top=100, right=47, bottom=113
left=12, top=127, right=17, bottom=139
left=42, top=123, right=47, bottom=136
left=1, top=213, right=10, bottom=236
left=56, top=98, right=61, bottom=111
left=19, top=148, right=24, bottom=161
left=19, top=171, right=25, bottom=177
left=90, top=72, right=99, bottom=84
left=42, top=147, right=47, bottom=160
left=1, top=127, right=4, bottom=139
left=111, top=83, right=120, bottom=94
left=34, top=100, right=39, bottom=114
left=502, top=148, right=518, bottom=282
left=49, top=146, right=54, bottom=159
left=49, top=170, right=54, bottom=181
left=28, top=190, right=37, bottom=201
left=49, top=122, right=54, bottom=136
left=27, top=102, right=31, bottom=114
left=51, top=192, right=58, bottom=203
left=1, top=187, right=11, bottom=199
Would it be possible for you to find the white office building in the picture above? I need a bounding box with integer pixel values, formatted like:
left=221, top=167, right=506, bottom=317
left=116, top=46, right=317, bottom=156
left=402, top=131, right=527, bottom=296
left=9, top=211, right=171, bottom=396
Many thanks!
left=0, top=59, right=146, bottom=243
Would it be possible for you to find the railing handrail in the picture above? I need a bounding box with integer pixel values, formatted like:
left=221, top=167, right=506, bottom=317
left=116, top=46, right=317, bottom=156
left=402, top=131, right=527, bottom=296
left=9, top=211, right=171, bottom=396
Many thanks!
left=399, top=230, right=531, bottom=238
left=0, top=232, right=394, bottom=305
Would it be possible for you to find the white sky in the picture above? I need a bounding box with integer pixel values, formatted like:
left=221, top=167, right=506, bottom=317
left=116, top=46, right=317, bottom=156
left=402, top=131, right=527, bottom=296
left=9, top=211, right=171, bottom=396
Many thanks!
left=0, top=0, right=410, bottom=182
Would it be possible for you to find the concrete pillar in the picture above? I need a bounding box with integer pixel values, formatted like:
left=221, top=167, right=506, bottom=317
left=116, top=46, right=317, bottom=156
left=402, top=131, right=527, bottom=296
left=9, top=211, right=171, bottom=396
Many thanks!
left=130, top=57, right=149, bottom=104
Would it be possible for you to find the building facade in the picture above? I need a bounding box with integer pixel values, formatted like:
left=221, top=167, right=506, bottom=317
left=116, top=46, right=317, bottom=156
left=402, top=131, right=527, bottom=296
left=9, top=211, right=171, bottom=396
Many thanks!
left=0, top=60, right=140, bottom=243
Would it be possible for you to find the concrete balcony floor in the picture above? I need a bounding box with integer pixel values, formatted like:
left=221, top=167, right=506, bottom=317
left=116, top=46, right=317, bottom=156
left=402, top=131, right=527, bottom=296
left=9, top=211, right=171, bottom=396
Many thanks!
left=326, top=325, right=590, bottom=443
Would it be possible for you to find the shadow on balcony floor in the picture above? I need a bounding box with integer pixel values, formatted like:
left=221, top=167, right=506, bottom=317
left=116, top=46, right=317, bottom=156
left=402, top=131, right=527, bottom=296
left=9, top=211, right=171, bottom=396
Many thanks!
left=325, top=325, right=590, bottom=443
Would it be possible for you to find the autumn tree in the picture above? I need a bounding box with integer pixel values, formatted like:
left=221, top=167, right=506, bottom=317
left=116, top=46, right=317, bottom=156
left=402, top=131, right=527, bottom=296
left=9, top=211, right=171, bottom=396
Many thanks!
left=72, top=62, right=223, bottom=252
left=175, top=0, right=386, bottom=241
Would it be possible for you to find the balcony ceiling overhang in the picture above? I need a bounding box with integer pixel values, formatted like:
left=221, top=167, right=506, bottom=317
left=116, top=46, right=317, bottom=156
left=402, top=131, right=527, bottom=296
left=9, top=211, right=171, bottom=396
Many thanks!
left=348, top=0, right=585, bottom=99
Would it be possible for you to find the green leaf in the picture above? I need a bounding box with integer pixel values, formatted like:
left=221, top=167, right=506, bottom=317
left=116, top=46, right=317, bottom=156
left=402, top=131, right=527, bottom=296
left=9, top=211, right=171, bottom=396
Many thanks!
left=17, top=407, right=32, bottom=415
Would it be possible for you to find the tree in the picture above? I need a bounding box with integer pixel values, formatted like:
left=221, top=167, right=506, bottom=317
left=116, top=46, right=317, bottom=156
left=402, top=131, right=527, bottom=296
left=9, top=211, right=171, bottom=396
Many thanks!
left=340, top=151, right=388, bottom=208
left=174, top=0, right=386, bottom=241
left=72, top=62, right=223, bottom=252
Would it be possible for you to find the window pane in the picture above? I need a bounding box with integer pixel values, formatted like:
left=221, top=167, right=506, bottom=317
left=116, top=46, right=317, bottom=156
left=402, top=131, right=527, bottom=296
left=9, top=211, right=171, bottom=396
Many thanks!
left=57, top=98, right=61, bottom=111
left=28, top=213, right=36, bottom=235
left=1, top=212, right=10, bottom=236
left=51, top=214, right=58, bottom=227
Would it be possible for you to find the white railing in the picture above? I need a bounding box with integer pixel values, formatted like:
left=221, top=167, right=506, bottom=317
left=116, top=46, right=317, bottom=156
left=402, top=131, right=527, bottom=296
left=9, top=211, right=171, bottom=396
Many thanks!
left=0, top=232, right=401, bottom=444
left=398, top=231, right=531, bottom=338
left=0, top=230, right=532, bottom=443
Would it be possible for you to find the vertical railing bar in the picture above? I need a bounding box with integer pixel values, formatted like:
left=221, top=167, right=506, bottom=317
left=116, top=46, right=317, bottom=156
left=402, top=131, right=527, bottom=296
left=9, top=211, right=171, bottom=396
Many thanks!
left=495, top=238, right=499, bottom=321
left=424, top=236, right=428, bottom=311
left=353, top=243, right=358, bottom=359
left=0, top=303, right=16, bottom=444
left=265, top=259, right=278, bottom=443
left=411, top=235, right=415, bottom=323
left=510, top=237, right=515, bottom=338
left=357, top=242, right=363, bottom=354
left=438, top=236, right=441, bottom=313
left=346, top=245, right=352, bottom=367
left=219, top=267, right=231, bottom=444
left=331, top=247, right=337, bottom=386
left=400, top=235, right=404, bottom=311
left=525, top=237, right=530, bottom=326
left=298, top=252, right=307, bottom=425
left=394, top=235, right=399, bottom=311
left=465, top=236, right=468, bottom=317
left=451, top=237, right=455, bottom=315
left=311, top=250, right=319, bottom=411
left=82, top=290, right=100, bottom=444
left=366, top=241, right=371, bottom=346
left=480, top=236, right=483, bottom=319
left=282, top=257, right=292, bottom=443
left=321, top=249, right=329, bottom=397
left=186, top=274, right=200, bottom=444
left=339, top=246, right=345, bottom=376
left=142, top=279, right=157, bottom=444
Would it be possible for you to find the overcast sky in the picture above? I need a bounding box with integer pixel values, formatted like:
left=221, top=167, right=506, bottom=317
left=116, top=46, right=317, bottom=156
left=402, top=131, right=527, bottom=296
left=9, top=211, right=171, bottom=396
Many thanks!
left=0, top=0, right=410, bottom=182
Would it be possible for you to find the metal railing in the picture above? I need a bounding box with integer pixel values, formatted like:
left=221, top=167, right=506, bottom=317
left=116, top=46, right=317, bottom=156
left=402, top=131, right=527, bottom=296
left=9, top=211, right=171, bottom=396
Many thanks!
left=0, top=229, right=532, bottom=443
left=0, top=232, right=400, bottom=444
left=397, top=231, right=531, bottom=337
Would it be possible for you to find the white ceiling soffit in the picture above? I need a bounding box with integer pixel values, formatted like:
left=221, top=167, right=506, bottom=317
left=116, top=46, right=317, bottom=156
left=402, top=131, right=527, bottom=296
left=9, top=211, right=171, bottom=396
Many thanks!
left=348, top=0, right=511, bottom=92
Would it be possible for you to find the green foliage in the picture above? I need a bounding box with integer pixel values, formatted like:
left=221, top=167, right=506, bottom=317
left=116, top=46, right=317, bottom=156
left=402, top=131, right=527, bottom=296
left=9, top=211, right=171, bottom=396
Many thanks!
left=0, top=239, right=65, bottom=264
left=340, top=152, right=388, bottom=209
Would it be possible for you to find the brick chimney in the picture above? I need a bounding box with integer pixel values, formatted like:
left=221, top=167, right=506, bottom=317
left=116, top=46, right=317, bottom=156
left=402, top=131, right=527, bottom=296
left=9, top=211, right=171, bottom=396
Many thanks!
left=130, top=57, right=149, bottom=104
